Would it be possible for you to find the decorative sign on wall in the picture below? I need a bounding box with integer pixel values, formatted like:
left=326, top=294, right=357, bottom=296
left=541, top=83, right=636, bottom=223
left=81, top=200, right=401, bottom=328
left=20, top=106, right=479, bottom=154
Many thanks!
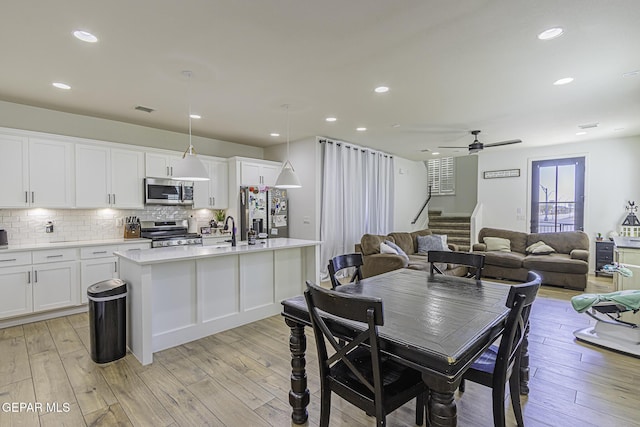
left=483, top=168, right=520, bottom=179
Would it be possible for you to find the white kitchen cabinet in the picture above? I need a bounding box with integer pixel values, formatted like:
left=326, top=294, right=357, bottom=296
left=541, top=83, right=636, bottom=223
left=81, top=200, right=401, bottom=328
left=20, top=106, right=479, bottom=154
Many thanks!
left=76, top=144, right=144, bottom=208
left=240, top=160, right=280, bottom=186
left=145, top=152, right=183, bottom=178
left=0, top=133, right=29, bottom=208
left=28, top=137, right=75, bottom=208
left=0, top=265, right=33, bottom=318
left=0, top=133, right=74, bottom=208
left=32, top=261, right=79, bottom=312
left=193, top=157, right=228, bottom=209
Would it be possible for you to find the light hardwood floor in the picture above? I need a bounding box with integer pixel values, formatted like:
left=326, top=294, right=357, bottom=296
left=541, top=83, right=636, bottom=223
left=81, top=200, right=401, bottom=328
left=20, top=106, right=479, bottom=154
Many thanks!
left=1, top=276, right=639, bottom=427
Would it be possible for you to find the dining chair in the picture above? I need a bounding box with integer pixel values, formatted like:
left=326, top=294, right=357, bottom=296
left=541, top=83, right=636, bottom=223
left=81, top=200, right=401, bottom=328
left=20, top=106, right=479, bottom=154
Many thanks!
left=304, top=280, right=428, bottom=426
left=459, top=271, right=541, bottom=427
left=328, top=253, right=364, bottom=289
left=428, top=250, right=486, bottom=279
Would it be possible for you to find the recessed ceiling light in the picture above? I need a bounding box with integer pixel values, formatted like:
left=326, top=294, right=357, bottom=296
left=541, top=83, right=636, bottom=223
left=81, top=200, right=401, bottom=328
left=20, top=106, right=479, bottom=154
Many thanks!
left=325, top=117, right=337, bottom=122
left=622, top=70, right=640, bottom=78
left=432, top=152, right=440, bottom=155
left=553, top=77, right=574, bottom=85
left=52, top=82, right=71, bottom=90
left=270, top=133, right=280, bottom=137
left=189, top=114, right=201, bottom=119
left=374, top=86, right=389, bottom=93
left=613, top=127, right=625, bottom=132
left=576, top=131, right=587, bottom=136
left=73, top=30, right=98, bottom=43
left=356, top=127, right=367, bottom=132
left=391, top=123, right=400, bottom=128
left=537, top=27, right=564, bottom=40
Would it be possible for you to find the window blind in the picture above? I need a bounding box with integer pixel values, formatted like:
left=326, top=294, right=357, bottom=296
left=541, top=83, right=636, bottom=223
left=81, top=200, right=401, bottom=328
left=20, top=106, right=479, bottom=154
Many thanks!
left=427, top=157, right=455, bottom=195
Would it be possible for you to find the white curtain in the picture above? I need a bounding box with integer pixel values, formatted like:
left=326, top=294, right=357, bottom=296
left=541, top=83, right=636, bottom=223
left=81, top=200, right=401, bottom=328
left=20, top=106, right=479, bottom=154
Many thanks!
left=319, top=138, right=394, bottom=278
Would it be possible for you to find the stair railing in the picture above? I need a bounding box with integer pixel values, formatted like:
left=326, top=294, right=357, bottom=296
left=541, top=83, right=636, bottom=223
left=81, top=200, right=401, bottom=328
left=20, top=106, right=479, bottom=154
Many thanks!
left=411, top=185, right=432, bottom=225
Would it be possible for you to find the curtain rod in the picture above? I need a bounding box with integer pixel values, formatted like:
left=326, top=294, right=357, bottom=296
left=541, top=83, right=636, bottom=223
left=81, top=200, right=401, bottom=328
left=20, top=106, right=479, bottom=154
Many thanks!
left=317, top=138, right=393, bottom=159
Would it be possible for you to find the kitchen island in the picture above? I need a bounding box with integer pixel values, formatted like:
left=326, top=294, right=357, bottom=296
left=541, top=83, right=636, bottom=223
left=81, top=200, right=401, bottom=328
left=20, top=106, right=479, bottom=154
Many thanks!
left=115, top=238, right=320, bottom=365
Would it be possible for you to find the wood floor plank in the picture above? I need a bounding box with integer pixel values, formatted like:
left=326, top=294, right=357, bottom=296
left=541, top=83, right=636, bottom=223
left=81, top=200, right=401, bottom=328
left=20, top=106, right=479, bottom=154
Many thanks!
left=39, top=403, right=87, bottom=427
left=47, top=317, right=85, bottom=356
left=23, top=320, right=56, bottom=355
left=188, top=377, right=271, bottom=427
left=30, top=349, right=77, bottom=404
left=152, top=346, right=209, bottom=387
left=84, top=403, right=133, bottom=427
left=137, top=363, right=222, bottom=426
left=100, top=358, right=175, bottom=427
left=0, top=378, right=39, bottom=427
left=60, top=349, right=118, bottom=415
left=0, top=336, right=31, bottom=387
left=0, top=324, right=24, bottom=340
left=66, top=312, right=89, bottom=330
left=74, top=326, right=91, bottom=353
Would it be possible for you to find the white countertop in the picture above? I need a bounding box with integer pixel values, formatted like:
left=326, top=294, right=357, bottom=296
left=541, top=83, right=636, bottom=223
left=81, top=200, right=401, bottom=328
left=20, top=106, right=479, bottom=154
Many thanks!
left=114, top=238, right=321, bottom=265
left=0, top=238, right=151, bottom=253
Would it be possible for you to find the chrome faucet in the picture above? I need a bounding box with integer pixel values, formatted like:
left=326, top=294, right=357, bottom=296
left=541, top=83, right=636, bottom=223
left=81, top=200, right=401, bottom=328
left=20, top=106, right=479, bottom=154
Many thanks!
left=223, top=216, right=236, bottom=247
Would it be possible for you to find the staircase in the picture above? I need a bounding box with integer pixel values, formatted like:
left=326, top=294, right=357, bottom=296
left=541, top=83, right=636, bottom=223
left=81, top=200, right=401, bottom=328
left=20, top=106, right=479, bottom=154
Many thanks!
left=428, top=210, right=472, bottom=252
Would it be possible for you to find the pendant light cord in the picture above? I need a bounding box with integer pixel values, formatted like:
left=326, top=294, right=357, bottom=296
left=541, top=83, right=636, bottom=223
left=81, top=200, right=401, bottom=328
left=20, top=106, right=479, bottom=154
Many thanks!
left=184, top=70, right=195, bottom=157
left=286, top=104, right=291, bottom=160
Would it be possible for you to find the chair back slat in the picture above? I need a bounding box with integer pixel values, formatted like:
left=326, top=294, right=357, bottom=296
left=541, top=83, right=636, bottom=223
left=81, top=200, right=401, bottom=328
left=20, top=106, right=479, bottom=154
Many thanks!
left=428, top=250, right=486, bottom=279
left=328, top=253, right=364, bottom=289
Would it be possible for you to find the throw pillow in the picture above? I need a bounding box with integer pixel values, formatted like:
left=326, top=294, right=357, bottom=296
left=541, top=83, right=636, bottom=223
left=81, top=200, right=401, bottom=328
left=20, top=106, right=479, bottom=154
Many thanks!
left=380, top=242, right=397, bottom=254
left=530, top=243, right=555, bottom=255
left=417, top=234, right=445, bottom=253
left=526, top=241, right=545, bottom=253
left=484, top=236, right=511, bottom=252
left=384, top=240, right=409, bottom=261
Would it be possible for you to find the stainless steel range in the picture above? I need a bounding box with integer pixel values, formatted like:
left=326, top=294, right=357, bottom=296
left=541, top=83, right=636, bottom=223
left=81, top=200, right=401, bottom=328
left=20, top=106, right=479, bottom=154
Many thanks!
left=140, top=220, right=202, bottom=248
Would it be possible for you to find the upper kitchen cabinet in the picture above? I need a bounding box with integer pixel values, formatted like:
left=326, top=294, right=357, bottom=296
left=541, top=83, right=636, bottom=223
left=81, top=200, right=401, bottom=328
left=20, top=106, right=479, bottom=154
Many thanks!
left=193, top=157, right=228, bottom=209
left=238, top=159, right=281, bottom=186
left=145, top=152, right=184, bottom=178
left=76, top=144, right=144, bottom=208
left=0, top=133, right=74, bottom=208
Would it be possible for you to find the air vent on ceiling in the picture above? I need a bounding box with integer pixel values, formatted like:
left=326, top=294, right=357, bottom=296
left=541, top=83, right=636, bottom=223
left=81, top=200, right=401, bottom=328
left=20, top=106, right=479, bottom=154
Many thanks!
left=578, top=122, right=599, bottom=129
left=135, top=105, right=155, bottom=113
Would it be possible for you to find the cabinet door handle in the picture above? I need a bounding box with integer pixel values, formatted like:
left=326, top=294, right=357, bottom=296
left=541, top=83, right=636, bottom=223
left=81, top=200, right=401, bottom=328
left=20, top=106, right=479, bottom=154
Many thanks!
left=34, top=270, right=38, bottom=283
left=27, top=271, right=31, bottom=284
left=166, top=166, right=170, bottom=176
left=212, top=196, right=215, bottom=206
left=112, top=194, right=116, bottom=204
left=92, top=251, right=108, bottom=255
left=108, top=194, right=112, bottom=204
left=31, top=192, right=35, bottom=203
left=0, top=258, right=17, bottom=262
left=170, top=166, right=173, bottom=176
left=25, top=191, right=28, bottom=203
left=114, top=261, right=118, bottom=273
left=46, top=254, right=63, bottom=259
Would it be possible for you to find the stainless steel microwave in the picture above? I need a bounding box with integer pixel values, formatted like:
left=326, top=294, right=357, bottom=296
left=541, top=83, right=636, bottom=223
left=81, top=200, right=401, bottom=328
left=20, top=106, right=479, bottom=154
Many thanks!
left=144, top=178, right=194, bottom=206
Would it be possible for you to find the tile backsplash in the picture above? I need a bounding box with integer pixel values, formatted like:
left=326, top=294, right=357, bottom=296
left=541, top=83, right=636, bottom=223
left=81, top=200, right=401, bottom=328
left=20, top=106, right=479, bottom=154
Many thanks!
left=0, top=206, right=221, bottom=245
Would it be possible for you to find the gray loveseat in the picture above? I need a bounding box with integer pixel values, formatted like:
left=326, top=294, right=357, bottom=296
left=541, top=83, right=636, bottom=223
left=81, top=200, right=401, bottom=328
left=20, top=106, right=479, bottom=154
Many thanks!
left=472, top=227, right=590, bottom=290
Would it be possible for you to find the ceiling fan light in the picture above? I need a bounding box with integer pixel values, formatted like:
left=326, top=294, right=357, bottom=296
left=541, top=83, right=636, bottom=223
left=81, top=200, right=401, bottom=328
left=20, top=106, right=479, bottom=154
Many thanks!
left=275, top=160, right=302, bottom=188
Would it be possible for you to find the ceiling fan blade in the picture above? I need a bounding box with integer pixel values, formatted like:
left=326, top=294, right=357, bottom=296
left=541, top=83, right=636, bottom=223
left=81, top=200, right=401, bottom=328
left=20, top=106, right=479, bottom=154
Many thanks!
left=484, top=139, right=522, bottom=147
left=437, top=145, right=469, bottom=149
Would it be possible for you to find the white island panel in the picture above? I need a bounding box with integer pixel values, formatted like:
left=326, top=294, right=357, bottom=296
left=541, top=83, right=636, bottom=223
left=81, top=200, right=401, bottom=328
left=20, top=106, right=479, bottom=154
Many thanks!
left=240, top=251, right=274, bottom=311
left=275, top=248, right=303, bottom=301
left=198, top=255, right=239, bottom=322
left=151, top=261, right=196, bottom=336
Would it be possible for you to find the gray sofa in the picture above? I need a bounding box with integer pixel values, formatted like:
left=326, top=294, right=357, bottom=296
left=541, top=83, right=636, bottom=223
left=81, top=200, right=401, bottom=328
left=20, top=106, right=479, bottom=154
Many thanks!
left=355, top=229, right=468, bottom=278
left=472, top=227, right=590, bottom=290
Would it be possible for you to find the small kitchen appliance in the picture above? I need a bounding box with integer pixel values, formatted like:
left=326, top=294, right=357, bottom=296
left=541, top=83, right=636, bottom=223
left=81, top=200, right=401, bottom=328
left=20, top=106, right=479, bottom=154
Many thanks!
left=0, top=229, right=8, bottom=247
left=140, top=220, right=202, bottom=248
left=144, top=178, right=194, bottom=206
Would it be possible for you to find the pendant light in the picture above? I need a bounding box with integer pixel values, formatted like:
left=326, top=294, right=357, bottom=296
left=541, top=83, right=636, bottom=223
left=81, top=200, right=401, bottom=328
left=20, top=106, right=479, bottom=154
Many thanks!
left=172, top=70, right=209, bottom=182
left=275, top=104, right=302, bottom=188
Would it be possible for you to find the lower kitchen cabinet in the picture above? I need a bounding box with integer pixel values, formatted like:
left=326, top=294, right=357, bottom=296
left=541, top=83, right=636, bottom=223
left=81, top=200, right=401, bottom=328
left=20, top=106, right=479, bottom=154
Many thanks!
left=80, top=257, right=117, bottom=304
left=0, top=266, right=33, bottom=318
left=32, top=261, right=79, bottom=311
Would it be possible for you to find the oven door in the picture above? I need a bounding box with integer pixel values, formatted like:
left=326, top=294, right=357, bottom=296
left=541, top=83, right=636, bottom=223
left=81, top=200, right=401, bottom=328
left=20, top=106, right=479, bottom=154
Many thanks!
left=145, top=178, right=192, bottom=205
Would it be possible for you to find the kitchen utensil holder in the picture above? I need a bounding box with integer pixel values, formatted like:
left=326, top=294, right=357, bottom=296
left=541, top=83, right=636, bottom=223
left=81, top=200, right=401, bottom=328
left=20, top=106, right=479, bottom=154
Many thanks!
left=124, top=224, right=141, bottom=239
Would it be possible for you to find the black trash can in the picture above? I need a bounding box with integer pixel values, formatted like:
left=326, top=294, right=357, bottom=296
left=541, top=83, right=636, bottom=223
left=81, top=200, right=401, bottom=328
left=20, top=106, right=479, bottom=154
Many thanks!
left=88, top=278, right=127, bottom=363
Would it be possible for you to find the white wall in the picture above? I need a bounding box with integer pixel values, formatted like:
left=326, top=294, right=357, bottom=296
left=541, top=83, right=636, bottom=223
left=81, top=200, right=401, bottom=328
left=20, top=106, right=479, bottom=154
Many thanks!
left=477, top=135, right=640, bottom=241
left=393, top=157, right=430, bottom=231
left=429, top=155, right=478, bottom=215
left=0, top=100, right=263, bottom=159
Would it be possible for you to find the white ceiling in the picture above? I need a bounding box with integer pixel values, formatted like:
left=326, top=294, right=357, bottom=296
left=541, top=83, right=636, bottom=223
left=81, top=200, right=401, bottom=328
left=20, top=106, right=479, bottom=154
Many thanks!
left=1, top=0, right=639, bottom=160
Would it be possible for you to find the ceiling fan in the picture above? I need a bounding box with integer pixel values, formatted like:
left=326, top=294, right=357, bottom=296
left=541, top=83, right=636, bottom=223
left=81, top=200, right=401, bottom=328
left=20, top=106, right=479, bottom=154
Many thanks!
left=439, top=130, right=522, bottom=154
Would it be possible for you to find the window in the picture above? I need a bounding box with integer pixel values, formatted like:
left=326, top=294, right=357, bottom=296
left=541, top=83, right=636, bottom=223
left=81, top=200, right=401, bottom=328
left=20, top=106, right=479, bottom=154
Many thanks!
left=530, top=157, right=585, bottom=233
left=427, top=157, right=455, bottom=196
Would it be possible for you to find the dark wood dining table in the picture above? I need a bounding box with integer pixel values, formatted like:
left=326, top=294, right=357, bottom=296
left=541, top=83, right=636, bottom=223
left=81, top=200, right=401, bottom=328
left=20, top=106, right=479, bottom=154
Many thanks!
left=281, top=268, right=529, bottom=427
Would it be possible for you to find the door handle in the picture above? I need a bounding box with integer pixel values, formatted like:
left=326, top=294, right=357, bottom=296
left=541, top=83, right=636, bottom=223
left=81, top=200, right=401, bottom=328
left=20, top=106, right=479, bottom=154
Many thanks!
left=170, top=166, right=173, bottom=176
left=34, top=270, right=38, bottom=283
left=112, top=194, right=116, bottom=204
left=167, top=166, right=170, bottom=176
left=25, top=191, right=28, bottom=203
left=0, top=259, right=17, bottom=262
left=27, top=271, right=31, bottom=284
left=114, top=261, right=118, bottom=273
left=46, top=254, right=63, bottom=259
left=212, top=196, right=215, bottom=206
left=31, top=192, right=35, bottom=203
left=108, top=194, right=111, bottom=204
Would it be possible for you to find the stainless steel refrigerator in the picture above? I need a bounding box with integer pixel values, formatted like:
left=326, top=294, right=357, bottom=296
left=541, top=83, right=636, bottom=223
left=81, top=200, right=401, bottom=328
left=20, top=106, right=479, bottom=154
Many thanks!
left=239, top=186, right=289, bottom=240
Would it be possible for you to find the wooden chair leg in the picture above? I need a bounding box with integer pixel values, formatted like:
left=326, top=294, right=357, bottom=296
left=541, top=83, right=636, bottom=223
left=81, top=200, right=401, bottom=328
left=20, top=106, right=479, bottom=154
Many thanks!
left=492, top=386, right=506, bottom=427
left=509, top=374, right=524, bottom=426
left=415, top=392, right=426, bottom=426
left=459, top=378, right=466, bottom=393
left=320, top=385, right=331, bottom=427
